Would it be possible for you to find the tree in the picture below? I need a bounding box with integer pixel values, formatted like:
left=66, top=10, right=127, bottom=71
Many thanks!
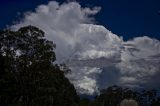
left=94, top=85, right=124, bottom=106
left=0, top=26, right=79, bottom=106
left=93, top=85, right=141, bottom=106
left=141, top=89, right=158, bottom=106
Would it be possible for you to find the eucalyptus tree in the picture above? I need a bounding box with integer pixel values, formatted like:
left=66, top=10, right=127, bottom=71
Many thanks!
left=0, top=26, right=79, bottom=106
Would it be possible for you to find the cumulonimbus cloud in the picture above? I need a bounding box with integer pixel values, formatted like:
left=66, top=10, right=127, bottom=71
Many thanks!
left=11, top=1, right=160, bottom=95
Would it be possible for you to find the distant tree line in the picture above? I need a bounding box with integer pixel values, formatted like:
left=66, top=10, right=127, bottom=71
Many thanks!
left=0, top=26, right=160, bottom=106
left=89, top=85, right=160, bottom=106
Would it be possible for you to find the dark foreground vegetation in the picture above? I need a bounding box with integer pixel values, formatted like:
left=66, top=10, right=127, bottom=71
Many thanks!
left=0, top=26, right=160, bottom=106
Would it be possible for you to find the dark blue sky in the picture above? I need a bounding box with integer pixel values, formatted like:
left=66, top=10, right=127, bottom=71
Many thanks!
left=0, top=0, right=160, bottom=40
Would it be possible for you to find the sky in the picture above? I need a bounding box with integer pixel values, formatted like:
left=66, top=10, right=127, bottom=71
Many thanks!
left=1, top=0, right=160, bottom=95
left=0, top=0, right=160, bottom=40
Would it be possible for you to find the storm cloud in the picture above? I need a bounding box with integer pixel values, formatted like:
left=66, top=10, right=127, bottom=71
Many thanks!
left=11, top=1, right=160, bottom=95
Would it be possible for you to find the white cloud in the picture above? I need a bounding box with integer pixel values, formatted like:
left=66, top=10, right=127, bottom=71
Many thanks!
left=11, top=1, right=101, bottom=63
left=11, top=1, right=160, bottom=95
left=117, top=36, right=160, bottom=88
left=66, top=67, right=102, bottom=95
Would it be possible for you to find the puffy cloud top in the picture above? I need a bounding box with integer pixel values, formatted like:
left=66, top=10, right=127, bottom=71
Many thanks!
left=11, top=1, right=160, bottom=95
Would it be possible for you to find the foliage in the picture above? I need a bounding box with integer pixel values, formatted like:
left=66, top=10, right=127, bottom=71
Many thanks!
left=93, top=85, right=160, bottom=106
left=0, top=26, right=79, bottom=106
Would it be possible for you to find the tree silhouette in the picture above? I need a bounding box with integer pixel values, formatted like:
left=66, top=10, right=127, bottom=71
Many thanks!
left=0, top=26, right=79, bottom=106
